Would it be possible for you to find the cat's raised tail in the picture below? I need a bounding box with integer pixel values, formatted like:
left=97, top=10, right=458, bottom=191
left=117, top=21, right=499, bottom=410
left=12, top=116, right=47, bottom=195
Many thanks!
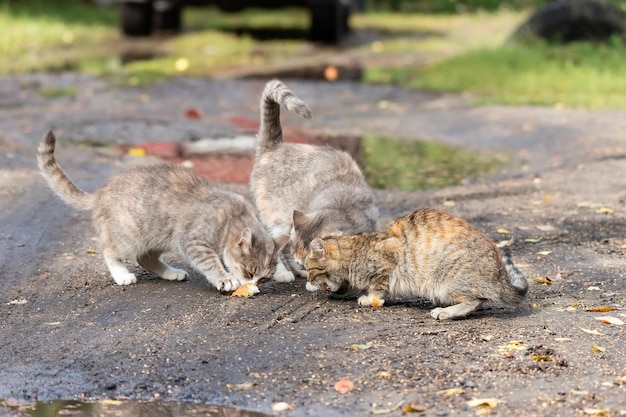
left=37, top=131, right=95, bottom=211
left=257, top=79, right=312, bottom=152
left=501, top=247, right=528, bottom=298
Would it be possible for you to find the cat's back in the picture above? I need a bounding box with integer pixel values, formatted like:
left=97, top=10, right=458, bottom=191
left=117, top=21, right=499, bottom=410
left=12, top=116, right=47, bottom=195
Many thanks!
left=389, top=209, right=500, bottom=264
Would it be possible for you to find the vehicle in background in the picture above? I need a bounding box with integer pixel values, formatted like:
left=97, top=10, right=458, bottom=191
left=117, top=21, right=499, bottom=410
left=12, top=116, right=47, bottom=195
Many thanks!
left=119, top=0, right=363, bottom=44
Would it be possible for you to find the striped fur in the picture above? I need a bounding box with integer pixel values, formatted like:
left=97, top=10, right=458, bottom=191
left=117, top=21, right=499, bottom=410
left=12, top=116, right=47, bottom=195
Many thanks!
left=305, top=209, right=528, bottom=320
left=250, top=79, right=378, bottom=282
left=37, top=131, right=288, bottom=291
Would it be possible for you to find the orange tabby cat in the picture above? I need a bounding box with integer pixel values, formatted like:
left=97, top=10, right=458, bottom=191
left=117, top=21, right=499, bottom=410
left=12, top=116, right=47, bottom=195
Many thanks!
left=304, top=209, right=528, bottom=320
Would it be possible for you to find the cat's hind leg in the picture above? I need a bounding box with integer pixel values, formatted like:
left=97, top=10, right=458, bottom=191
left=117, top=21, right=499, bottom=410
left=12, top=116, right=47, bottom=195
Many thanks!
left=138, top=251, right=188, bottom=281
left=431, top=299, right=485, bottom=320
left=103, top=248, right=137, bottom=286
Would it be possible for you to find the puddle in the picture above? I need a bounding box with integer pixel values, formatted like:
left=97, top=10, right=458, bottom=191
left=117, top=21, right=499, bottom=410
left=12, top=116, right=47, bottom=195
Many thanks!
left=122, top=132, right=503, bottom=190
left=2, top=399, right=272, bottom=417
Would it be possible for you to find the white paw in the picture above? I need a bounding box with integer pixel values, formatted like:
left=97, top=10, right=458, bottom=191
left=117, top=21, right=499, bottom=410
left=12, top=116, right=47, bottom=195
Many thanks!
left=430, top=307, right=449, bottom=320
left=306, top=282, right=320, bottom=292
left=112, top=272, right=137, bottom=286
left=273, top=269, right=295, bottom=283
left=216, top=277, right=240, bottom=292
left=161, top=268, right=188, bottom=281
left=358, top=294, right=384, bottom=307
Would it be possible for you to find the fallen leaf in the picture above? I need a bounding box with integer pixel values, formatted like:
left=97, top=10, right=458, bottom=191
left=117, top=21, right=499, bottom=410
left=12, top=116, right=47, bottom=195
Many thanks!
left=579, top=327, right=602, bottom=335
left=534, top=277, right=552, bottom=285
left=226, top=381, right=258, bottom=392
left=537, top=250, right=553, bottom=256
left=618, top=376, right=626, bottom=383
left=621, top=243, right=626, bottom=249
left=7, top=298, right=27, bottom=305
left=496, top=237, right=514, bottom=248
left=86, top=249, right=97, bottom=254
left=127, top=147, right=146, bottom=156
left=593, top=345, right=605, bottom=353
left=185, top=108, right=203, bottom=119
left=525, top=237, right=543, bottom=243
left=595, top=316, right=625, bottom=326
left=583, top=407, right=609, bottom=415
left=174, top=57, right=190, bottom=72
left=377, top=371, right=391, bottom=380
left=467, top=398, right=504, bottom=408
left=271, top=402, right=293, bottom=412
left=371, top=401, right=404, bottom=415
left=438, top=388, right=464, bottom=397
left=496, top=228, right=510, bottom=234
left=498, top=340, right=526, bottom=352
left=348, top=343, right=372, bottom=351
left=536, top=224, right=556, bottom=232
left=442, top=200, right=456, bottom=207
left=324, top=65, right=339, bottom=82
left=402, top=401, right=428, bottom=413
left=532, top=355, right=553, bottom=362
left=334, top=379, right=354, bottom=394
left=595, top=207, right=613, bottom=214
left=587, top=286, right=601, bottom=291
left=231, top=283, right=260, bottom=298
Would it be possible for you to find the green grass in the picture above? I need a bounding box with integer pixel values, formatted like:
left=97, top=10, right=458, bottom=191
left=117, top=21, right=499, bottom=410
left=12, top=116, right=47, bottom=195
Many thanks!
left=360, top=136, right=504, bottom=190
left=3, top=0, right=626, bottom=109
left=365, top=40, right=626, bottom=108
left=0, top=0, right=117, bottom=73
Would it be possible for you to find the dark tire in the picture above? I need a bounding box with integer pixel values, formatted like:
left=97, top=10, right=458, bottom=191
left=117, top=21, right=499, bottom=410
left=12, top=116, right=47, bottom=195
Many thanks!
left=510, top=0, right=626, bottom=43
left=310, top=3, right=350, bottom=44
left=121, top=2, right=153, bottom=37
left=153, top=4, right=182, bottom=33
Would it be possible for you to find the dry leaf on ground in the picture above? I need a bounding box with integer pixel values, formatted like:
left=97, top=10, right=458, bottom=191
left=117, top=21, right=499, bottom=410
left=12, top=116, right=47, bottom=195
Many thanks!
left=534, top=277, right=553, bottom=285
left=226, top=381, right=258, bottom=392
left=467, top=398, right=504, bottom=408
left=587, top=307, right=618, bottom=312
left=579, top=327, right=602, bottom=335
left=334, top=379, right=354, bottom=394
left=595, top=316, right=625, bottom=326
left=371, top=401, right=404, bottom=415
left=271, top=402, right=293, bottom=412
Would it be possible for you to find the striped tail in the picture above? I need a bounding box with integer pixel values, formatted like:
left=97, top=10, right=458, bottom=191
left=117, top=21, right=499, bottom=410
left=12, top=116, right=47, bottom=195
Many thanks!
left=257, top=79, right=312, bottom=153
left=37, top=131, right=94, bottom=211
left=501, top=247, right=528, bottom=297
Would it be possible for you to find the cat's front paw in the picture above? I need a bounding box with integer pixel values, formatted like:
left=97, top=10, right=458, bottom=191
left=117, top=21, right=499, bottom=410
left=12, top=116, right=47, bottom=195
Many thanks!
left=273, top=259, right=295, bottom=283
left=430, top=307, right=450, bottom=320
left=358, top=294, right=385, bottom=307
left=216, top=277, right=241, bottom=292
left=112, top=272, right=137, bottom=286
left=161, top=267, right=188, bottom=281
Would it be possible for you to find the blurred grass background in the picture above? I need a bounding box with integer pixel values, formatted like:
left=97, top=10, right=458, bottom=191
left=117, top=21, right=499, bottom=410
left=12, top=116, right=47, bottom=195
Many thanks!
left=1, top=0, right=626, bottom=108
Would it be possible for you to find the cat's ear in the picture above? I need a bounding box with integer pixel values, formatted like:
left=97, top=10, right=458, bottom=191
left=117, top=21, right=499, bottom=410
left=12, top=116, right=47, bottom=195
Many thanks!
left=273, top=234, right=290, bottom=254
left=292, top=210, right=309, bottom=229
left=237, top=227, right=253, bottom=249
left=309, top=237, right=327, bottom=259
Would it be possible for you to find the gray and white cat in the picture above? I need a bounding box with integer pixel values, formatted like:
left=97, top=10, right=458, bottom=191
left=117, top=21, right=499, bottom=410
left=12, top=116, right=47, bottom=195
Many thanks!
left=37, top=131, right=288, bottom=291
left=250, top=80, right=378, bottom=282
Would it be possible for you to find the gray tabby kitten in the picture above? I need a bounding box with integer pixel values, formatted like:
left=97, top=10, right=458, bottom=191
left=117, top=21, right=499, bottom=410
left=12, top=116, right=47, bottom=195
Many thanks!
left=305, top=209, right=528, bottom=320
left=37, top=131, right=288, bottom=291
left=250, top=79, right=378, bottom=282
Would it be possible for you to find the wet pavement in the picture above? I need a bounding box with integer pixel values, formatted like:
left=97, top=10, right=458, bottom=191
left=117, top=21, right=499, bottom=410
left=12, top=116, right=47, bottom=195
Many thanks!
left=0, top=73, right=625, bottom=416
